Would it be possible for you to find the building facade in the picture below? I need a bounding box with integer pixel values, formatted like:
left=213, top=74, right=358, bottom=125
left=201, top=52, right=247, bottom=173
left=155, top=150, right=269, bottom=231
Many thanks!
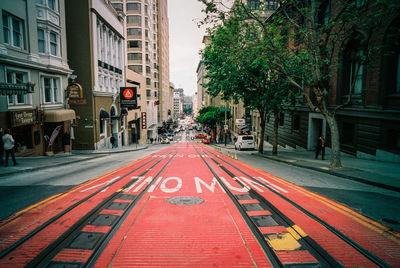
left=65, top=0, right=125, bottom=150
left=0, top=0, right=75, bottom=156
left=263, top=3, right=400, bottom=162
left=111, top=0, right=170, bottom=140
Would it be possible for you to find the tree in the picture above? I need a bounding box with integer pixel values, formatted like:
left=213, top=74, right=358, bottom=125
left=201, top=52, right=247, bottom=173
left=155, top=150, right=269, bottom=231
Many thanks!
left=201, top=8, right=296, bottom=154
left=196, top=106, right=231, bottom=130
left=199, top=0, right=400, bottom=168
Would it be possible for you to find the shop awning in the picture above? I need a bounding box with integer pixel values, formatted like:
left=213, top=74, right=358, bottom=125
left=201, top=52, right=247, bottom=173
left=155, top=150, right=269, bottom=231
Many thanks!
left=0, top=82, right=35, bottom=95
left=148, top=124, right=157, bottom=129
left=44, top=109, right=76, bottom=122
left=100, top=110, right=110, bottom=120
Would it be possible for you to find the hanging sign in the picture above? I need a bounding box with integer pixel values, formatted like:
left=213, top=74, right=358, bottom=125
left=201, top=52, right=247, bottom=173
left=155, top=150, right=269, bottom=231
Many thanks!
left=120, top=87, right=138, bottom=109
left=141, top=112, right=147, bottom=129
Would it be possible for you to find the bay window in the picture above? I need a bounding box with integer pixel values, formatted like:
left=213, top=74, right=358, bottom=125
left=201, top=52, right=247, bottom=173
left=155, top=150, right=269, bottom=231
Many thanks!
left=42, top=76, right=61, bottom=104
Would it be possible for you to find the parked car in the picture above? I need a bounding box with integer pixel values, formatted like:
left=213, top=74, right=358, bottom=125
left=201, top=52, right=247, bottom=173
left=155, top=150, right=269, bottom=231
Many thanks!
left=202, top=138, right=210, bottom=144
left=161, top=136, right=170, bottom=144
left=234, top=135, right=255, bottom=150
left=195, top=133, right=207, bottom=139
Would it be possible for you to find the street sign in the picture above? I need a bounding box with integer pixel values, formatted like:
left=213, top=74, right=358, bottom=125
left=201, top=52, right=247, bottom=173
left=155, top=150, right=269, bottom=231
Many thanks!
left=120, top=87, right=138, bottom=109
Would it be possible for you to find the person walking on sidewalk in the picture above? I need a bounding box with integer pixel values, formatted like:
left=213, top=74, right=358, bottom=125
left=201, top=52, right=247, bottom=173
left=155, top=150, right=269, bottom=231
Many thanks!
left=315, top=135, right=326, bottom=160
left=0, top=128, right=4, bottom=166
left=2, top=129, right=18, bottom=167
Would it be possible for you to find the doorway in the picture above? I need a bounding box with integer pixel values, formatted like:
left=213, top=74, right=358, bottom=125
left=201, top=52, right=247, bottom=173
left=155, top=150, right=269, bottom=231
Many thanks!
left=307, top=113, right=326, bottom=151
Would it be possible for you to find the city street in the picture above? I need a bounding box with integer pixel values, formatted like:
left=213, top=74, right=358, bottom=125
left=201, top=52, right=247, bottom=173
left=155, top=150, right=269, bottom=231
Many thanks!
left=0, top=131, right=399, bottom=267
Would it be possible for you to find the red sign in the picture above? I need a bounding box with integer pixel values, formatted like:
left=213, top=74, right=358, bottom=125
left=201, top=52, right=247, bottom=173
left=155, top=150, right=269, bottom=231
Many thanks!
left=141, top=112, right=147, bottom=129
left=123, top=88, right=134, bottom=99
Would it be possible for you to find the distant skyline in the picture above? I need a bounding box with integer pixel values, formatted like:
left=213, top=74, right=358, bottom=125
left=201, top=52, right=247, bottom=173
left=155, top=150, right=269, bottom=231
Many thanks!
left=168, top=0, right=207, bottom=97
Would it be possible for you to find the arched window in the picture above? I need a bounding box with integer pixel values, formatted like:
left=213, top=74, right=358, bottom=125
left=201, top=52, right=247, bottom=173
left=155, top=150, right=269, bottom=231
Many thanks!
left=382, top=16, right=400, bottom=98
left=339, top=32, right=366, bottom=102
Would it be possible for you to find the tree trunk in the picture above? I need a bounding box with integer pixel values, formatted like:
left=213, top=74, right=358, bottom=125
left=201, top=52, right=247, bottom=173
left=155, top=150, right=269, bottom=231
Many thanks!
left=324, top=113, right=342, bottom=168
left=258, top=110, right=266, bottom=154
left=272, top=107, right=279, bottom=156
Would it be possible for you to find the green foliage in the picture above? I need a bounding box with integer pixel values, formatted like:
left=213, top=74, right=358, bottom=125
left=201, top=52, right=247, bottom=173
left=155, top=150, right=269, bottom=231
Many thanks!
left=196, top=106, right=231, bottom=127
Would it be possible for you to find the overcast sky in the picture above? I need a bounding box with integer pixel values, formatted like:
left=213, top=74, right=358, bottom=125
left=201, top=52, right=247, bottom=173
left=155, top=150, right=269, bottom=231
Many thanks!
left=168, top=0, right=207, bottom=97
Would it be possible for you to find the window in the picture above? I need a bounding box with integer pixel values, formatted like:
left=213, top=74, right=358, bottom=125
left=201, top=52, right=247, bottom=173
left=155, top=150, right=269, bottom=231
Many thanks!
left=146, top=66, right=150, bottom=73
left=49, top=32, right=58, bottom=56
left=342, top=33, right=366, bottom=97
left=127, top=15, right=141, bottom=24
left=146, top=78, right=151, bottom=85
left=3, top=13, right=24, bottom=48
left=127, top=3, right=141, bottom=11
left=349, top=50, right=364, bottom=95
left=146, top=89, right=151, bottom=97
left=128, top=40, right=141, bottom=48
left=247, top=0, right=260, bottom=10
left=112, top=3, right=123, bottom=12
left=38, top=29, right=45, bottom=53
left=6, top=70, right=29, bottom=105
left=127, top=28, right=141, bottom=36
left=36, top=0, right=44, bottom=4
left=128, top=53, right=142, bottom=60
left=382, top=17, right=400, bottom=96
left=128, top=65, right=143, bottom=74
left=42, top=76, right=60, bottom=104
left=48, top=0, right=57, bottom=11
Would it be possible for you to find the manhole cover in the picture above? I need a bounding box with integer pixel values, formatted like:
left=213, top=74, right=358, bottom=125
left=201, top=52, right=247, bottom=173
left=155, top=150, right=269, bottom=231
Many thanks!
left=166, top=196, right=205, bottom=206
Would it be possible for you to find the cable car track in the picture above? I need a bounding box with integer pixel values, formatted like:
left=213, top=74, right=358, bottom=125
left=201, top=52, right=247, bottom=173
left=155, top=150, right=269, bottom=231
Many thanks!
left=0, top=147, right=177, bottom=266
left=195, top=143, right=392, bottom=267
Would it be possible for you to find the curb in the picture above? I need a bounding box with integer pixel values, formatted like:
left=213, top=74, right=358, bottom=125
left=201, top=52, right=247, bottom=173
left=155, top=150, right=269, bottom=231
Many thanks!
left=72, top=145, right=149, bottom=155
left=0, top=154, right=106, bottom=178
left=253, top=153, right=400, bottom=193
left=0, top=146, right=149, bottom=177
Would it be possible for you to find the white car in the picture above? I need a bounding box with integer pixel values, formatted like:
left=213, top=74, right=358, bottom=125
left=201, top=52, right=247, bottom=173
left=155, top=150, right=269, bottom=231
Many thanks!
left=235, top=135, right=255, bottom=150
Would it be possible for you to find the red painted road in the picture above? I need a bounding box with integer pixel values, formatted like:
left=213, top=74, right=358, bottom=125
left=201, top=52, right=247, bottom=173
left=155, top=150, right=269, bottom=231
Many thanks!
left=0, top=143, right=399, bottom=267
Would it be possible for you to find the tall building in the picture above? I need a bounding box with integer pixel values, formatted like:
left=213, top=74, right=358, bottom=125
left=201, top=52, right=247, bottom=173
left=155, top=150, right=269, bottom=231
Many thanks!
left=111, top=0, right=170, bottom=140
left=157, top=0, right=171, bottom=123
left=65, top=0, right=125, bottom=150
left=0, top=0, right=75, bottom=156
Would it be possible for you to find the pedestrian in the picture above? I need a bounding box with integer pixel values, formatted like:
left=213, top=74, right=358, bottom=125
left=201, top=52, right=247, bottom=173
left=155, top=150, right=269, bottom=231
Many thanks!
left=2, top=129, right=18, bottom=166
left=110, top=136, right=115, bottom=148
left=315, top=135, right=326, bottom=160
left=0, top=128, right=4, bottom=166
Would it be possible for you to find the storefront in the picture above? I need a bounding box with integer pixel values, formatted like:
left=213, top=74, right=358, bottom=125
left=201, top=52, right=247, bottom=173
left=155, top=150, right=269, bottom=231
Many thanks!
left=43, top=109, right=76, bottom=155
left=10, top=109, right=43, bottom=156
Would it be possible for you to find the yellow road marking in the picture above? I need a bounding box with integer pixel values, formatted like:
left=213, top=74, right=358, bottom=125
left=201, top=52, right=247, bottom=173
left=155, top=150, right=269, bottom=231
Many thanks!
left=287, top=225, right=308, bottom=240
left=265, top=233, right=302, bottom=251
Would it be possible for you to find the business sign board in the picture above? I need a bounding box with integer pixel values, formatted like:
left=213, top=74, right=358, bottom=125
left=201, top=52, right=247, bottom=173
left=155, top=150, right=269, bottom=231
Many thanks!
left=120, top=87, right=137, bottom=109
left=12, top=110, right=35, bottom=127
left=141, top=112, right=147, bottom=129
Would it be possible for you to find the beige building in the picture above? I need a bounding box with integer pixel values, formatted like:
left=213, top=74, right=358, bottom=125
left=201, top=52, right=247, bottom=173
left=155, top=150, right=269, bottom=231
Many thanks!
left=157, top=0, right=172, bottom=123
left=65, top=0, right=125, bottom=150
left=125, top=68, right=147, bottom=144
left=111, top=0, right=171, bottom=140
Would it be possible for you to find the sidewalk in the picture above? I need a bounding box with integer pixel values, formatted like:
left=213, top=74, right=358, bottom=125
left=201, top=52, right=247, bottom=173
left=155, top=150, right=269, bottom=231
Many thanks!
left=0, top=144, right=148, bottom=178
left=213, top=143, right=400, bottom=193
